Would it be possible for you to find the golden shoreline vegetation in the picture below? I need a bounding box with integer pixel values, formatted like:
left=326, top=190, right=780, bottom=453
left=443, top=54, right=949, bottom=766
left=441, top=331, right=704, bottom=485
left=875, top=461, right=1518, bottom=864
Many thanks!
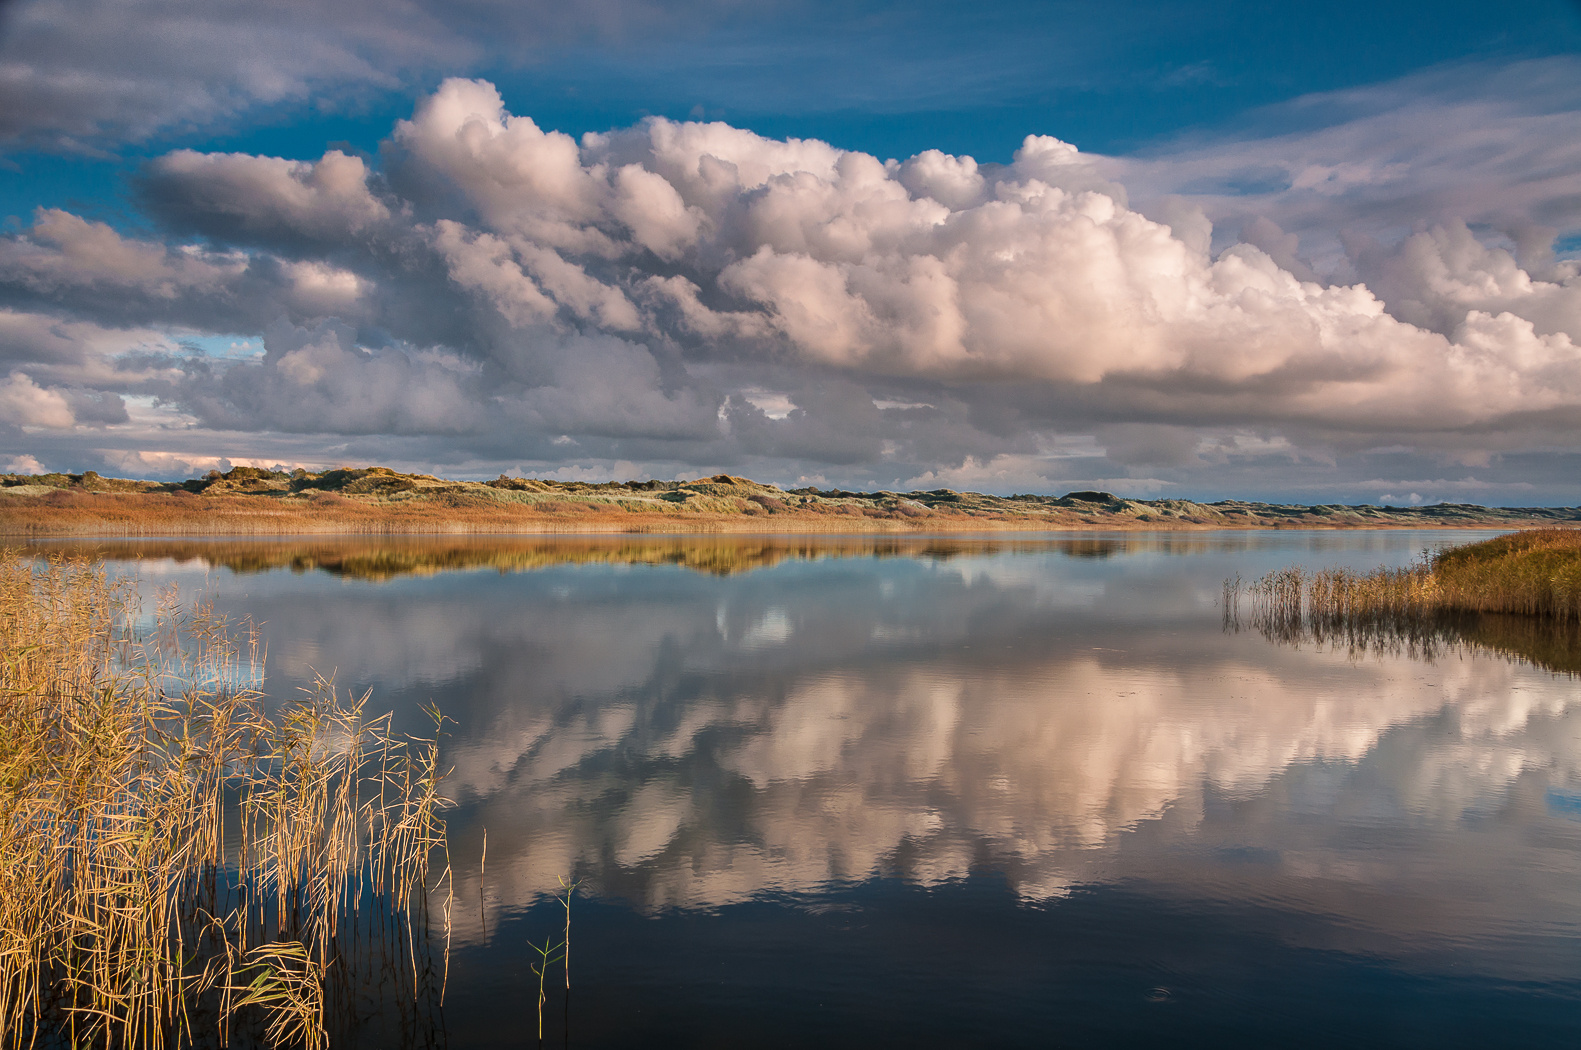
left=1231, top=529, right=1581, bottom=675
left=0, top=554, right=451, bottom=1048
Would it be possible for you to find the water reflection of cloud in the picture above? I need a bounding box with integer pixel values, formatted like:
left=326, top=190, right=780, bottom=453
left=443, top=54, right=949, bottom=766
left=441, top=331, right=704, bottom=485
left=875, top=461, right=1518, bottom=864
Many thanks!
left=267, top=601, right=485, bottom=687
left=734, top=606, right=793, bottom=649
left=235, top=554, right=1573, bottom=960
left=447, top=635, right=1577, bottom=958
left=86, top=536, right=1579, bottom=973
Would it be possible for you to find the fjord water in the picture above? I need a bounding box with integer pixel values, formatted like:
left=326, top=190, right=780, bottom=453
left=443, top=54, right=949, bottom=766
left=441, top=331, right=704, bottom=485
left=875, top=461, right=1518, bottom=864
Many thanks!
left=44, top=530, right=1581, bottom=1047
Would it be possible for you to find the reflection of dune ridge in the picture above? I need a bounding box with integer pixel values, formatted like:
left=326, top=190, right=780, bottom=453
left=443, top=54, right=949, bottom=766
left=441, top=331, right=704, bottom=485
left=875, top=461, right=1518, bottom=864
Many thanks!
left=31, top=534, right=1258, bottom=580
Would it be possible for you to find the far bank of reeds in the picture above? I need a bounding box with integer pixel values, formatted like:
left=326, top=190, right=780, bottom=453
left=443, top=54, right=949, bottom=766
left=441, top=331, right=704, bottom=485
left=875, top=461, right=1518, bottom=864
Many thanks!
left=0, top=554, right=451, bottom=1048
left=1229, top=528, right=1581, bottom=673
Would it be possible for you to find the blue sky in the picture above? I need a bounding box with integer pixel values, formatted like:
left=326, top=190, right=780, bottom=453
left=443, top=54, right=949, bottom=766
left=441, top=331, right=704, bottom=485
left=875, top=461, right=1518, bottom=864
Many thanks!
left=9, top=0, right=1577, bottom=214
left=2, top=0, right=1581, bottom=502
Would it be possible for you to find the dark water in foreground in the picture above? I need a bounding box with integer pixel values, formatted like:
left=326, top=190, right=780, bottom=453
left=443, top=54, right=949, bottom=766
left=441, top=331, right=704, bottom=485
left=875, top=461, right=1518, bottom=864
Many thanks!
left=34, top=530, right=1581, bottom=1047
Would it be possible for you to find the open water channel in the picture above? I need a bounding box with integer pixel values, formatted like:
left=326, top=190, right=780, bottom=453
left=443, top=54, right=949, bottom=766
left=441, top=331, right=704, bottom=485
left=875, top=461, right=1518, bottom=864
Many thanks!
left=33, top=529, right=1581, bottom=1048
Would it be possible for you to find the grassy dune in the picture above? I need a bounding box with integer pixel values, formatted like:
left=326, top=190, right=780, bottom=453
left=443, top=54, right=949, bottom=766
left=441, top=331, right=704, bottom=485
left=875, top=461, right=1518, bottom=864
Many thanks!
left=0, top=555, right=449, bottom=1048
left=4, top=466, right=1578, bottom=536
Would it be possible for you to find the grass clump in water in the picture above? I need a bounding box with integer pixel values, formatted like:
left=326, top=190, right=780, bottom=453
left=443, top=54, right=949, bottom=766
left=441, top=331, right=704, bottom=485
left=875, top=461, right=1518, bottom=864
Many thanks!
left=1228, top=528, right=1581, bottom=672
left=0, top=554, right=450, bottom=1048
left=1428, top=528, right=1581, bottom=619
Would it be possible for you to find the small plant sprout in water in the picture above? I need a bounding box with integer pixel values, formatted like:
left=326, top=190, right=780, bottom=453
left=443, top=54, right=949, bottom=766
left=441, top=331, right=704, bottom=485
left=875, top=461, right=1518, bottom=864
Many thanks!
left=559, top=876, right=580, bottom=991
left=524, top=877, right=580, bottom=1046
left=528, top=934, right=563, bottom=1045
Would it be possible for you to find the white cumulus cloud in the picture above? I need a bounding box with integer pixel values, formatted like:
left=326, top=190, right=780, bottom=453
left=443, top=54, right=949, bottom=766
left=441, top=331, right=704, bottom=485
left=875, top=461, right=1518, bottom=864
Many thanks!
left=1, top=76, right=1579, bottom=497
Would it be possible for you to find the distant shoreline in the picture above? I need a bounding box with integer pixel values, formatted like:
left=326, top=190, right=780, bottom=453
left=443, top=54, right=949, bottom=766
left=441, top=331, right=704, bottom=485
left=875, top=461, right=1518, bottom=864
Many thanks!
left=3, top=465, right=1577, bottom=537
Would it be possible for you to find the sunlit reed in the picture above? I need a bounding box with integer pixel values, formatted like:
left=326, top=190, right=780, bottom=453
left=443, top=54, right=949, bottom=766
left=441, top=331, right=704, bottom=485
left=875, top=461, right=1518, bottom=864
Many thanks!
left=1227, top=529, right=1581, bottom=673
left=0, top=553, right=451, bottom=1048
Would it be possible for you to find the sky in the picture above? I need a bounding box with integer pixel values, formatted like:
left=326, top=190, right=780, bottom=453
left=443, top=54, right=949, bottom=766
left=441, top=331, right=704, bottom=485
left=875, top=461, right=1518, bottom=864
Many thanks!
left=2, top=0, right=1581, bottom=503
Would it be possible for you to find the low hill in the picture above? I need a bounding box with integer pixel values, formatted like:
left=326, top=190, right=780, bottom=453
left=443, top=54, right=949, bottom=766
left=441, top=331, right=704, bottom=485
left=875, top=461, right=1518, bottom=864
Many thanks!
left=2, top=466, right=1577, bottom=536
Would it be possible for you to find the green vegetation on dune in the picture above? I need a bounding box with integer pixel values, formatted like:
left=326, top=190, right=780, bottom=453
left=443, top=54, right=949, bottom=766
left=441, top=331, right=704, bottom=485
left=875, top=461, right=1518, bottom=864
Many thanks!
left=4, top=465, right=1580, bottom=534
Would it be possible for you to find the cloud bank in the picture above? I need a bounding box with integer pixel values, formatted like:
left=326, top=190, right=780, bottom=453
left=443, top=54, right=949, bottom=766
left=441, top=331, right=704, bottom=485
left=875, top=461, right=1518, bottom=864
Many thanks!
left=3, top=76, right=1581, bottom=500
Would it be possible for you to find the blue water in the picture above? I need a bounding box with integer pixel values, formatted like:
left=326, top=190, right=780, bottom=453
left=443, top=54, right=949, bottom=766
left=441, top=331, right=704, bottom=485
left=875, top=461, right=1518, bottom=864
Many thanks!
left=40, top=530, right=1581, bottom=1047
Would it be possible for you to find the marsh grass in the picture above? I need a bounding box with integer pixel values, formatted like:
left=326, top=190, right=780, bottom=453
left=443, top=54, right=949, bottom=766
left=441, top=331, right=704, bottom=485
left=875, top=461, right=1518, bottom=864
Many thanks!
left=0, top=554, right=451, bottom=1048
left=1228, top=529, right=1581, bottom=673
left=1429, top=528, right=1581, bottom=620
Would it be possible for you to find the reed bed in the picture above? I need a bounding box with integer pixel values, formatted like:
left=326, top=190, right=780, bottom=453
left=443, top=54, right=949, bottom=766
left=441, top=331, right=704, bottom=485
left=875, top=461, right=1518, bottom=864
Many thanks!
left=1429, top=528, right=1581, bottom=620
left=1228, top=562, right=1453, bottom=662
left=0, top=553, right=451, bottom=1048
left=1227, top=529, right=1581, bottom=672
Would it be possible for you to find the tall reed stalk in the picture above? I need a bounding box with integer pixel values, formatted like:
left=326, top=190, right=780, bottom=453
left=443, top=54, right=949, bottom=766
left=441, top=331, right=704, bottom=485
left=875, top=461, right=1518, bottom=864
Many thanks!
left=0, top=553, right=451, bottom=1048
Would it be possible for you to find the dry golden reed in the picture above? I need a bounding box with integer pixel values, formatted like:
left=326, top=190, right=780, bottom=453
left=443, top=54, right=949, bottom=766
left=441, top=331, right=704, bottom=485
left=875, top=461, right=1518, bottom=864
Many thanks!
left=1428, top=528, right=1581, bottom=620
left=1228, top=528, right=1581, bottom=672
left=0, top=553, right=450, bottom=1048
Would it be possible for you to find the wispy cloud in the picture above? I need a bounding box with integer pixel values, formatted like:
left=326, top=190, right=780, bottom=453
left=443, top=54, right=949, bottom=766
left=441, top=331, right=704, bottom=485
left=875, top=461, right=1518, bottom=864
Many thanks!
left=1114, top=57, right=1581, bottom=278
left=0, top=0, right=707, bottom=149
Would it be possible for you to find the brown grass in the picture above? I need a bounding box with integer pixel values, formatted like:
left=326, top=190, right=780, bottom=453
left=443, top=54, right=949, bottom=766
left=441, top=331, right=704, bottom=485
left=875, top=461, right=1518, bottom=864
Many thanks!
left=1228, top=528, right=1581, bottom=673
left=0, top=554, right=450, bottom=1048
left=1429, top=528, right=1581, bottom=619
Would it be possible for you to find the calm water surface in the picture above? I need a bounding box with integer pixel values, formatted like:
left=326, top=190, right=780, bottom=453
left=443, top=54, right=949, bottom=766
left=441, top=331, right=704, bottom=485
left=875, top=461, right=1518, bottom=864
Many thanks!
left=37, top=530, right=1581, bottom=1047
